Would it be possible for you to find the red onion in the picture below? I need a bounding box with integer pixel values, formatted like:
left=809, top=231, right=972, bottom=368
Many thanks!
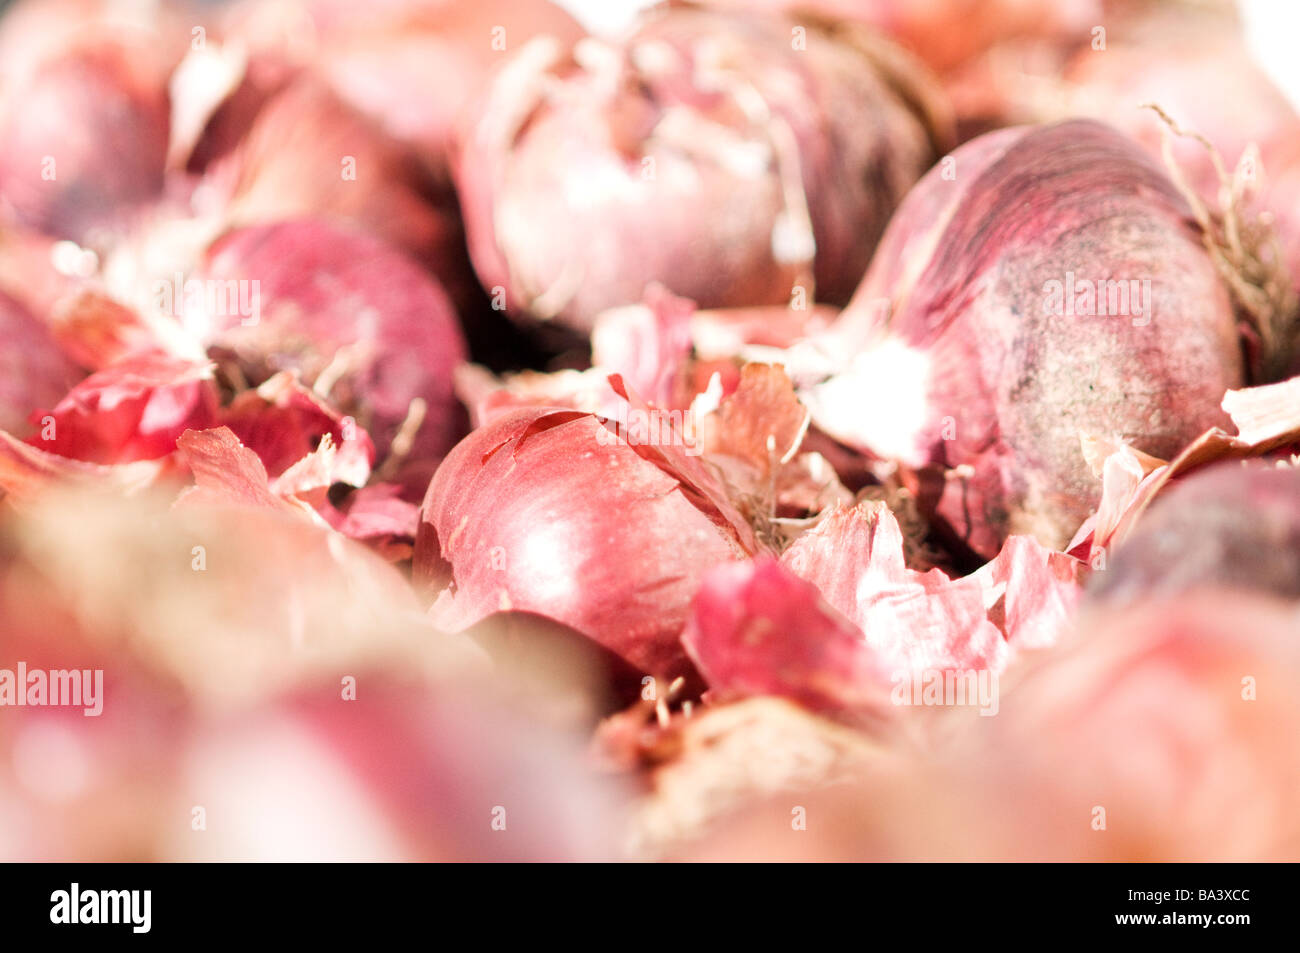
left=673, top=589, right=1300, bottom=861
left=1059, top=19, right=1300, bottom=344
left=415, top=396, right=758, bottom=677
left=221, top=0, right=585, bottom=181
left=0, top=289, right=80, bottom=437
left=806, top=120, right=1245, bottom=558
left=194, top=75, right=471, bottom=302
left=170, top=52, right=304, bottom=175
left=0, top=620, right=187, bottom=861
left=0, top=38, right=170, bottom=243
left=1087, top=460, right=1300, bottom=605
left=456, top=6, right=946, bottom=332
left=963, top=12, right=1300, bottom=377
left=2, top=488, right=623, bottom=861
left=186, top=218, right=467, bottom=484
left=175, top=676, right=626, bottom=861
left=949, top=592, right=1300, bottom=860
left=1058, top=22, right=1299, bottom=201
left=458, top=356, right=854, bottom=529
left=0, top=0, right=193, bottom=86
left=954, top=7, right=1291, bottom=209
left=0, top=487, right=466, bottom=713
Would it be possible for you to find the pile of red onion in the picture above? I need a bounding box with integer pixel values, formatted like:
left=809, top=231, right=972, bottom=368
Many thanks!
left=1, top=0, right=1299, bottom=864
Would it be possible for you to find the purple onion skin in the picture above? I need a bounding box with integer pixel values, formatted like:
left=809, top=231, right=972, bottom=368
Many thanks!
left=848, top=119, right=1244, bottom=558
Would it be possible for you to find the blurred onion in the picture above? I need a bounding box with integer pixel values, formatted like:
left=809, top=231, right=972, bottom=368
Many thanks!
left=0, top=38, right=170, bottom=243
left=456, top=6, right=946, bottom=331
left=805, top=120, right=1244, bottom=557
left=950, top=592, right=1300, bottom=860
left=194, top=75, right=471, bottom=301
left=691, top=0, right=1100, bottom=75
left=1088, top=460, right=1300, bottom=605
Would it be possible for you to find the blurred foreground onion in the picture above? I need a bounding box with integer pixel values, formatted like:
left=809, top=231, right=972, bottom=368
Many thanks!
left=0, top=489, right=626, bottom=860
left=665, top=591, right=1300, bottom=861
left=949, top=592, right=1300, bottom=860
left=168, top=678, right=624, bottom=861
left=456, top=6, right=947, bottom=331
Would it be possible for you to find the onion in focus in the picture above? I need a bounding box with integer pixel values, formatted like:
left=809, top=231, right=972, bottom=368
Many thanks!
left=805, top=119, right=1245, bottom=558
left=28, top=354, right=218, bottom=465
left=415, top=400, right=757, bottom=677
